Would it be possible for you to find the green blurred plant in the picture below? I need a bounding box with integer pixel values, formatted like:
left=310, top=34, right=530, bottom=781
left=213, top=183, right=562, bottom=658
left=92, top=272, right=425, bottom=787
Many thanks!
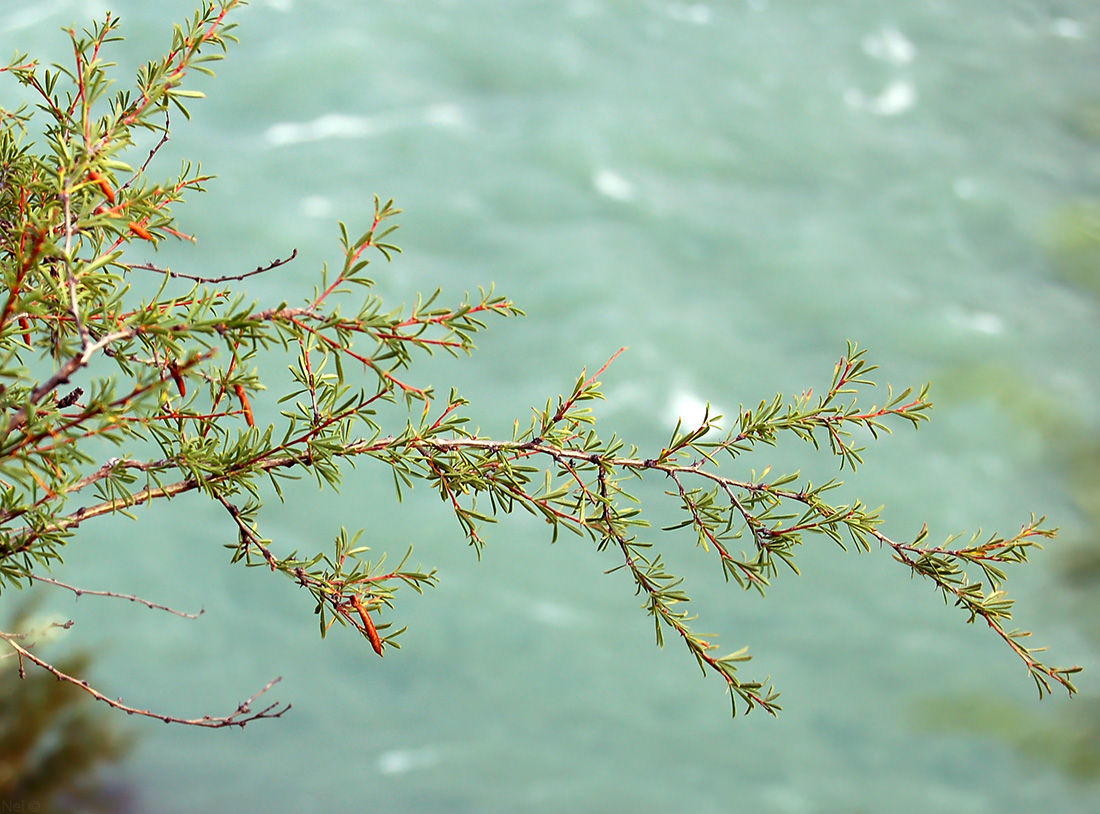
left=0, top=1, right=1081, bottom=727
left=917, top=694, right=1100, bottom=781
left=1049, top=201, right=1100, bottom=300
left=0, top=602, right=133, bottom=813
left=916, top=104, right=1100, bottom=777
left=917, top=309, right=1100, bottom=779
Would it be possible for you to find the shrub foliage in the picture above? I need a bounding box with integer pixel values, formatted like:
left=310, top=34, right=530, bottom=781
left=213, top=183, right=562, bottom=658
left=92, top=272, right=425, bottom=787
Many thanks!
left=0, top=2, right=1079, bottom=727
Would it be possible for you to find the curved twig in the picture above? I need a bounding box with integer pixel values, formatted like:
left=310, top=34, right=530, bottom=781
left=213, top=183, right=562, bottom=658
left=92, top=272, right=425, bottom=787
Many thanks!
left=29, top=574, right=204, bottom=619
left=0, top=629, right=288, bottom=728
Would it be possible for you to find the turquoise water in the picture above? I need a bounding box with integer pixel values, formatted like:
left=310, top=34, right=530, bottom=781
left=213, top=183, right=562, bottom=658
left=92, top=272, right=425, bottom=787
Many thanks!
left=4, top=0, right=1100, bottom=810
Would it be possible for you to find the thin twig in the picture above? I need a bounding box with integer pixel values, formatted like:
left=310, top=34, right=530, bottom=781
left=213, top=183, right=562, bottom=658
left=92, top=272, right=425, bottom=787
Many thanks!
left=1, top=327, right=136, bottom=438
left=29, top=574, right=204, bottom=618
left=1, top=629, right=288, bottom=728
left=213, top=491, right=279, bottom=569
left=117, top=111, right=170, bottom=194
left=128, top=248, right=298, bottom=283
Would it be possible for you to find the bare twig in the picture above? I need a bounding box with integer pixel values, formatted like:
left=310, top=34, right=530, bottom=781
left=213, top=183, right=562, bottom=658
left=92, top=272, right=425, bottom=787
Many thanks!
left=128, top=248, right=298, bottom=283
left=2, top=327, right=136, bottom=437
left=0, top=629, right=288, bottom=727
left=64, top=456, right=172, bottom=494
left=213, top=491, right=279, bottom=569
left=117, top=111, right=171, bottom=194
left=29, top=574, right=204, bottom=619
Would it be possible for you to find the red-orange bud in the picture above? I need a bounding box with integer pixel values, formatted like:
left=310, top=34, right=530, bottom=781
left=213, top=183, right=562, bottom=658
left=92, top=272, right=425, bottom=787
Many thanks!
left=87, top=170, right=115, bottom=203
left=168, top=361, right=186, bottom=397
left=352, top=596, right=384, bottom=656
left=234, top=384, right=255, bottom=427
left=128, top=221, right=154, bottom=241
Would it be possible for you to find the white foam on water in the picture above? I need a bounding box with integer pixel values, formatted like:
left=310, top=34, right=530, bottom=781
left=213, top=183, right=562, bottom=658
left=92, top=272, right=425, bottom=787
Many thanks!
left=843, top=81, right=917, bottom=116
left=376, top=747, right=440, bottom=776
left=1051, top=18, right=1085, bottom=40
left=592, top=169, right=636, bottom=202
left=968, top=313, right=1005, bottom=336
left=299, top=195, right=333, bottom=219
left=861, top=26, right=916, bottom=65
left=266, top=104, right=468, bottom=147
left=422, top=102, right=468, bottom=131
left=665, top=3, right=712, bottom=26
left=529, top=599, right=582, bottom=628
left=666, top=390, right=725, bottom=431
left=946, top=307, right=1006, bottom=336
left=265, top=113, right=384, bottom=147
left=868, top=79, right=917, bottom=116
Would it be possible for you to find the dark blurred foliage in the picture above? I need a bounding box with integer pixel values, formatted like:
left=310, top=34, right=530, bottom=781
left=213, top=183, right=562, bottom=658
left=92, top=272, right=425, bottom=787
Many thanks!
left=1, top=602, right=135, bottom=813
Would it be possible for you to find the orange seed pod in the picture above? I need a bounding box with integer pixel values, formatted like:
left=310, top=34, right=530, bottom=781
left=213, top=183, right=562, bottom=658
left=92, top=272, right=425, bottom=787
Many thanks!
left=352, top=596, right=384, bottom=656
left=128, top=221, right=153, bottom=241
left=87, top=170, right=115, bottom=203
left=234, top=384, right=254, bottom=427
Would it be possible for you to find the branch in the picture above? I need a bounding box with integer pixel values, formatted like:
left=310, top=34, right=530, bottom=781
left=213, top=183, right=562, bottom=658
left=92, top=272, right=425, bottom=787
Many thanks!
left=211, top=491, right=394, bottom=656
left=29, top=574, right=204, bottom=619
left=2, top=327, right=135, bottom=437
left=13, top=429, right=1069, bottom=706
left=128, top=248, right=298, bottom=283
left=116, top=111, right=170, bottom=194
left=0, top=629, right=288, bottom=728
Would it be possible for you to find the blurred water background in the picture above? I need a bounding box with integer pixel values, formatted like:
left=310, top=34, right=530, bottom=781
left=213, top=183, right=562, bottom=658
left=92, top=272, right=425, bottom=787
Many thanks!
left=3, top=1, right=1100, bottom=811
